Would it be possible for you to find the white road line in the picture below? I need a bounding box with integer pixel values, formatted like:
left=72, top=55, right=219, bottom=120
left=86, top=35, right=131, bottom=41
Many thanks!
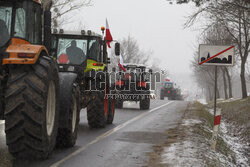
left=0, top=121, right=5, bottom=125
left=50, top=101, right=174, bottom=167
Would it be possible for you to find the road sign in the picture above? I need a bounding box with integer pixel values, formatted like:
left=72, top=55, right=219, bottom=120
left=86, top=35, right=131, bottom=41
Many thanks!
left=199, top=45, right=235, bottom=66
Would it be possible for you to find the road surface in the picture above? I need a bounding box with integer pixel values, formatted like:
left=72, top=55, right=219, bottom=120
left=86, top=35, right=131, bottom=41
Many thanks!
left=0, top=100, right=188, bottom=167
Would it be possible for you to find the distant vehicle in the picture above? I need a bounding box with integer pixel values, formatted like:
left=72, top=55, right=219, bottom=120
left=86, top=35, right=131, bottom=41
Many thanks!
left=115, top=64, right=152, bottom=110
left=160, top=81, right=183, bottom=100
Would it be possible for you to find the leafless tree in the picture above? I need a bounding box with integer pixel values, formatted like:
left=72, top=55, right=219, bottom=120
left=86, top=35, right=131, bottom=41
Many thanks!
left=41, top=0, right=92, bottom=28
left=119, top=35, right=151, bottom=65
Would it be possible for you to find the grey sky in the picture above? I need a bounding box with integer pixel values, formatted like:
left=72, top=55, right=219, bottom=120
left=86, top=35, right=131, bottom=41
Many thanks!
left=64, top=0, right=200, bottom=93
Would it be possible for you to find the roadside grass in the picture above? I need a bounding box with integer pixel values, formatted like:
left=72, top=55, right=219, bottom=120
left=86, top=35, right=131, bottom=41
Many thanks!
left=192, top=102, right=236, bottom=166
left=217, top=97, right=250, bottom=125
left=208, top=97, right=250, bottom=142
left=147, top=102, right=240, bottom=167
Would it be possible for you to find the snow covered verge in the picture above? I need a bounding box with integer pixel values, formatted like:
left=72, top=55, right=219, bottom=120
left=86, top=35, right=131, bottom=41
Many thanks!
left=147, top=102, right=249, bottom=167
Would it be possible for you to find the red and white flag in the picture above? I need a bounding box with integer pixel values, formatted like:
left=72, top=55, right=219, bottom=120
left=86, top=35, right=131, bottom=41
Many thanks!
left=106, top=19, right=113, bottom=48
left=165, top=78, right=170, bottom=82
left=118, top=55, right=126, bottom=72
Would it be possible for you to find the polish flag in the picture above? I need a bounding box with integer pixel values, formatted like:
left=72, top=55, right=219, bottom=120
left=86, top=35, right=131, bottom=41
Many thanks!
left=106, top=19, right=113, bottom=48
left=165, top=78, right=170, bottom=82
left=118, top=55, right=126, bottom=72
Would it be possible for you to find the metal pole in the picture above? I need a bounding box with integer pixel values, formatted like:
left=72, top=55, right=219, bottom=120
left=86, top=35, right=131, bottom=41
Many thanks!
left=211, top=65, right=218, bottom=150
left=214, top=66, right=217, bottom=116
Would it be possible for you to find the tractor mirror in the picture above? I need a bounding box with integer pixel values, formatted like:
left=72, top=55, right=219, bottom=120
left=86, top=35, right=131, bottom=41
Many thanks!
left=115, top=42, right=120, bottom=56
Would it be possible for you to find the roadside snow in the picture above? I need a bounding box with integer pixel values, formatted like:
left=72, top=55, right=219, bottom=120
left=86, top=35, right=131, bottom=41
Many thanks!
left=160, top=106, right=249, bottom=167
left=161, top=141, right=204, bottom=167
left=197, top=98, right=207, bottom=104
left=219, top=122, right=249, bottom=166
left=182, top=119, right=202, bottom=126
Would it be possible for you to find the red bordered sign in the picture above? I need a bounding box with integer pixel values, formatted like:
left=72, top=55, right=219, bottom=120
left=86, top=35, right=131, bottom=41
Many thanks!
left=199, top=45, right=235, bottom=66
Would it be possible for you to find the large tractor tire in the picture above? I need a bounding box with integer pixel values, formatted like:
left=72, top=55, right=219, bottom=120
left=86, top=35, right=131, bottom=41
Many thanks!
left=115, top=99, right=123, bottom=109
left=87, top=79, right=109, bottom=128
left=107, top=84, right=115, bottom=124
left=160, top=94, right=164, bottom=100
left=107, top=98, right=115, bottom=124
left=56, top=85, right=80, bottom=148
left=140, top=98, right=150, bottom=110
left=4, top=55, right=59, bottom=159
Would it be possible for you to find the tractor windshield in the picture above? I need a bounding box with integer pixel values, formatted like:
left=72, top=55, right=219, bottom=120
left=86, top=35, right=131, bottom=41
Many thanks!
left=57, top=38, right=87, bottom=65
left=0, top=1, right=42, bottom=45
left=0, top=5, right=12, bottom=47
left=164, top=82, right=173, bottom=89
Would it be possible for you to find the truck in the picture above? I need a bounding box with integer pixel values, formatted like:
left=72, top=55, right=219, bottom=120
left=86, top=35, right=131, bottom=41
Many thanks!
left=115, top=63, right=152, bottom=110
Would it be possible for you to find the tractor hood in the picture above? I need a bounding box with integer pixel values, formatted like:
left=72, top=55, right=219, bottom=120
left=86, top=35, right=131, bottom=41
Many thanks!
left=0, top=19, right=10, bottom=48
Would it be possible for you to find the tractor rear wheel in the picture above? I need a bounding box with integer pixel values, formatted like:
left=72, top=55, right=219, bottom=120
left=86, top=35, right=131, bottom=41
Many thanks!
left=140, top=98, right=150, bottom=110
left=56, top=85, right=80, bottom=148
left=4, top=55, right=59, bottom=159
left=115, top=99, right=123, bottom=109
left=160, top=94, right=164, bottom=100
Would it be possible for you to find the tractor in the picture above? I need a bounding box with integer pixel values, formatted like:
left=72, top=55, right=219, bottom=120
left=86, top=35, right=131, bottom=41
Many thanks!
left=160, top=81, right=183, bottom=100
left=115, top=63, right=152, bottom=110
left=0, top=0, right=63, bottom=159
left=51, top=29, right=119, bottom=131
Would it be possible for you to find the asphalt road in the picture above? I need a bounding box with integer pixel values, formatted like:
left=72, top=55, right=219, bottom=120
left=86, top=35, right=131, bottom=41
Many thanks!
left=0, top=100, right=188, bottom=167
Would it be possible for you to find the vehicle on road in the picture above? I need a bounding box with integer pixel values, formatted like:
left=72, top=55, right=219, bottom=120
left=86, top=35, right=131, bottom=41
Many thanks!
left=51, top=29, right=120, bottom=132
left=115, top=64, right=152, bottom=110
left=160, top=81, right=183, bottom=100
left=0, top=0, right=61, bottom=159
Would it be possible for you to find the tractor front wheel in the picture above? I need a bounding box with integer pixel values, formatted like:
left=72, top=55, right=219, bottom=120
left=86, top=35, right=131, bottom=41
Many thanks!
left=56, top=85, right=80, bottom=148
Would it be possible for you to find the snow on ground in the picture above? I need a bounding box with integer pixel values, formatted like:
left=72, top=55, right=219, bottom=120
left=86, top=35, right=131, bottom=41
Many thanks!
left=217, top=98, right=241, bottom=103
left=0, top=121, right=4, bottom=125
left=219, top=122, right=249, bottom=166
left=161, top=141, right=204, bottom=167
left=160, top=107, right=249, bottom=167
left=160, top=118, right=205, bottom=167
left=182, top=119, right=202, bottom=126
left=197, top=98, right=207, bottom=104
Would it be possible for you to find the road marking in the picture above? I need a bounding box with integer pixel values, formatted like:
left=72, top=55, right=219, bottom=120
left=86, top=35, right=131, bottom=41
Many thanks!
left=50, top=101, right=174, bottom=167
left=0, top=121, right=4, bottom=125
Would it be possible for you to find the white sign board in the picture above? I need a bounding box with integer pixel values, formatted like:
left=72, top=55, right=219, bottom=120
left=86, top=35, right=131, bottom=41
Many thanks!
left=199, top=45, right=235, bottom=66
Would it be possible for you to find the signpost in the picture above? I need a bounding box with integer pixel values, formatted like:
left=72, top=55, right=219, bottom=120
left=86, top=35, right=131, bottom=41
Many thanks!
left=199, top=44, right=235, bottom=150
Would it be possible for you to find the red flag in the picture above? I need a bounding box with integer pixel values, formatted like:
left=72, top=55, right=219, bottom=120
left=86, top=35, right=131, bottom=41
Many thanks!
left=165, top=78, right=170, bottom=82
left=106, top=19, right=113, bottom=48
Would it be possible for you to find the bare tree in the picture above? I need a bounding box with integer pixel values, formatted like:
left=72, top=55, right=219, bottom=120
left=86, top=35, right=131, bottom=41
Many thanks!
left=186, top=0, right=250, bottom=98
left=41, top=0, right=92, bottom=28
left=119, top=35, right=150, bottom=65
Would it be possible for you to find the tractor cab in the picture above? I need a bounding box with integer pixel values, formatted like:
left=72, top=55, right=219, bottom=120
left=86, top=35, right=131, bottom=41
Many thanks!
left=0, top=0, right=42, bottom=46
left=163, top=81, right=174, bottom=89
left=51, top=30, right=107, bottom=74
left=0, top=0, right=52, bottom=65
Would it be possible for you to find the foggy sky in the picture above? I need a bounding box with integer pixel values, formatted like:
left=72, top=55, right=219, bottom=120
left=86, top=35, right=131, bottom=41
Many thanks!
left=63, top=0, right=200, bottom=92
